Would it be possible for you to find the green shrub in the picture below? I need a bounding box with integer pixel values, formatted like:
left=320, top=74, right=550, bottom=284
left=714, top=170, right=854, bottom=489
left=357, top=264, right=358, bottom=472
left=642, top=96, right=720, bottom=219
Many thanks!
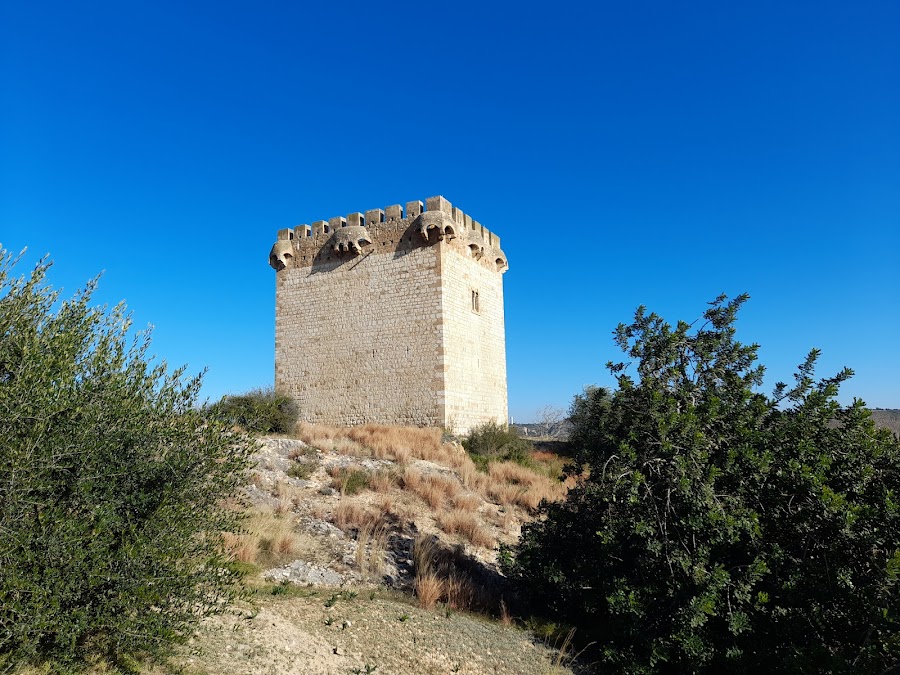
left=331, top=468, right=370, bottom=495
left=287, top=457, right=319, bottom=479
left=0, top=249, right=254, bottom=671
left=462, top=421, right=533, bottom=470
left=503, top=295, right=900, bottom=674
left=207, top=386, right=298, bottom=433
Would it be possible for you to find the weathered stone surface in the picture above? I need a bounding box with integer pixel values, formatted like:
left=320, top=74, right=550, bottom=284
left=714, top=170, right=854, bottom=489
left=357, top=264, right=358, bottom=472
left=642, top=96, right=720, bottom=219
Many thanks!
left=264, top=560, right=344, bottom=586
left=268, top=239, right=294, bottom=271
left=269, top=195, right=508, bottom=434
left=328, top=224, right=372, bottom=256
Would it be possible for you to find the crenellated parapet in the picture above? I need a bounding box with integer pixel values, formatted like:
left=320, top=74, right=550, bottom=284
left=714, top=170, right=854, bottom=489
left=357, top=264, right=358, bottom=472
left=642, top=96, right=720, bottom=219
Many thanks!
left=268, top=195, right=507, bottom=273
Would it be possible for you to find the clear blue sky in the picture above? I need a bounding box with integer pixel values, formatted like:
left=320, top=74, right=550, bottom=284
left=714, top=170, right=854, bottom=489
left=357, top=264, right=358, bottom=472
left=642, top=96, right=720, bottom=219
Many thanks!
left=2, top=1, right=898, bottom=421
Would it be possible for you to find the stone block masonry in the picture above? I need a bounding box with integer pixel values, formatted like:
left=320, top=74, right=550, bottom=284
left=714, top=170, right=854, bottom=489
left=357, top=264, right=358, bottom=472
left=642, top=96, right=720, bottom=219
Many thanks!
left=269, top=195, right=509, bottom=434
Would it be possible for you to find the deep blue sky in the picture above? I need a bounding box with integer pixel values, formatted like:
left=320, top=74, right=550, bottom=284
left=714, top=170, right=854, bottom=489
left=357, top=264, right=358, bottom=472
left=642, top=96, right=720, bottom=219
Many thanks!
left=2, top=1, right=898, bottom=421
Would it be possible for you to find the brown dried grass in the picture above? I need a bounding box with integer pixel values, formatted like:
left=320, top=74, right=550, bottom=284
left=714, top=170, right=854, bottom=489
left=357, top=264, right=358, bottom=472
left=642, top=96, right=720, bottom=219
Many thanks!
left=437, top=510, right=496, bottom=549
left=296, top=422, right=468, bottom=467
left=488, top=461, right=542, bottom=487
left=401, top=468, right=460, bottom=509
left=445, top=572, right=476, bottom=611
left=412, top=534, right=439, bottom=577
left=222, top=531, right=258, bottom=563
left=451, top=493, right=481, bottom=512
left=457, top=459, right=490, bottom=493
left=370, top=468, right=397, bottom=492
left=531, top=449, right=560, bottom=463
left=295, top=423, right=368, bottom=456
left=415, top=572, right=444, bottom=610
left=346, top=424, right=443, bottom=461
left=275, top=532, right=297, bottom=555
left=482, top=461, right=569, bottom=511
left=333, top=499, right=380, bottom=532
left=274, top=497, right=292, bottom=515
left=222, top=507, right=300, bottom=564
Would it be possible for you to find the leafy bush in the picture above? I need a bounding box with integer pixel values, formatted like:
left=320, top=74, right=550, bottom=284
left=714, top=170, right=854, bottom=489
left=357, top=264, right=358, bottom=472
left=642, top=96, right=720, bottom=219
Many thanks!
left=207, top=386, right=298, bottom=433
left=503, top=295, right=900, bottom=674
left=565, top=384, right=611, bottom=471
left=0, top=250, right=254, bottom=671
left=462, top=421, right=533, bottom=470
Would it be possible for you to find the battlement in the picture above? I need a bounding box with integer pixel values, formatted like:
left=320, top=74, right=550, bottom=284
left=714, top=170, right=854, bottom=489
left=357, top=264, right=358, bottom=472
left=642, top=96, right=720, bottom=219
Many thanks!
left=275, top=195, right=501, bottom=248
left=270, top=195, right=507, bottom=273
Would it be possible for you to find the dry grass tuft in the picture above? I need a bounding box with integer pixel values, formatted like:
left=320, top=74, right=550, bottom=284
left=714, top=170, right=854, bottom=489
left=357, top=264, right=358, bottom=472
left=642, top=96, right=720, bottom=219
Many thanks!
left=488, top=461, right=542, bottom=487
left=295, top=423, right=569, bottom=516
left=333, top=499, right=380, bottom=532
left=274, top=497, right=292, bottom=516
left=457, top=458, right=490, bottom=493
left=412, top=534, right=439, bottom=577
left=370, top=468, right=397, bottom=493
left=445, top=572, right=476, bottom=611
left=411, top=536, right=447, bottom=611
left=415, top=572, right=444, bottom=610
left=437, top=510, right=496, bottom=549
left=221, top=507, right=300, bottom=565
left=451, top=493, right=481, bottom=512
left=374, top=495, right=396, bottom=519
left=346, top=424, right=443, bottom=461
left=222, top=531, right=258, bottom=563
left=408, top=534, right=501, bottom=614
left=488, top=508, right=518, bottom=531
left=275, top=532, right=297, bottom=555
left=401, top=468, right=459, bottom=509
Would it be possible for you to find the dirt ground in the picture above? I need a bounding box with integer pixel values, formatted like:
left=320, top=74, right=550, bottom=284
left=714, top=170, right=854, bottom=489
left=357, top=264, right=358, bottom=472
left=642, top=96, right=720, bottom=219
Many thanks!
left=171, top=587, right=581, bottom=675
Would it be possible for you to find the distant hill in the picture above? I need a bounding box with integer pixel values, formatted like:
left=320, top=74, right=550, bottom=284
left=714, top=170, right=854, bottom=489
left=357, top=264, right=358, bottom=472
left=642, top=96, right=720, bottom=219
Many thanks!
left=514, top=409, right=900, bottom=440
left=871, top=409, right=900, bottom=435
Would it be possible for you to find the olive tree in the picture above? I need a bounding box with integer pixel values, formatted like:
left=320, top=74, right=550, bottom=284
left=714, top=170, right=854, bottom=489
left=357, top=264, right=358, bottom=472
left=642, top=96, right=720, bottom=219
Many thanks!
left=503, top=294, right=900, bottom=674
left=0, top=248, right=254, bottom=671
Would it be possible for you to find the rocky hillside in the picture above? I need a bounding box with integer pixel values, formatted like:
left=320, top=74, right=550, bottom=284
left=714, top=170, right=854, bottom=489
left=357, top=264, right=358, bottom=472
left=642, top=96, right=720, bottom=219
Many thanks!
left=168, top=424, right=585, bottom=675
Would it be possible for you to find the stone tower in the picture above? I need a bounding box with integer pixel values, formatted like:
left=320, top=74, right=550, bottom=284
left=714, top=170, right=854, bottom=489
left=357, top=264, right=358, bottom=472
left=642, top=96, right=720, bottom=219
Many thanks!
left=268, top=195, right=509, bottom=434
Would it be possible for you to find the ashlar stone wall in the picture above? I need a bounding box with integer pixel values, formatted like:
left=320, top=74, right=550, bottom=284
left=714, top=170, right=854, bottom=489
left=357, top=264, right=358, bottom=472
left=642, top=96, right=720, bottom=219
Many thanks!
left=270, top=195, right=508, bottom=434
left=439, top=241, right=508, bottom=434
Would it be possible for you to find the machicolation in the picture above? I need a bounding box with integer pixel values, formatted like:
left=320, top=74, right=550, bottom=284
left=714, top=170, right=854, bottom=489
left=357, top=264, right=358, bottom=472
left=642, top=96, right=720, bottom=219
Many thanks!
left=269, top=195, right=508, bottom=434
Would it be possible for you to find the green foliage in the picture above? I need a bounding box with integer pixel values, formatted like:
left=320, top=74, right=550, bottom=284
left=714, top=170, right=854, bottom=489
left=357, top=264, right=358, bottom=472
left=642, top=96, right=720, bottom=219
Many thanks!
left=0, top=250, right=254, bottom=671
left=206, top=386, right=298, bottom=434
left=269, top=581, right=291, bottom=596
left=462, top=421, right=533, bottom=470
left=503, top=294, right=900, bottom=674
left=286, top=458, right=318, bottom=480
left=566, top=385, right=612, bottom=472
left=331, top=467, right=370, bottom=495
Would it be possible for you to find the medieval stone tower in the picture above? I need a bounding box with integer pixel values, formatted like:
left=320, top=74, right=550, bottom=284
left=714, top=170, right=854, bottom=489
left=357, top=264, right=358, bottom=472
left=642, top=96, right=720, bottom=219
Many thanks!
left=269, top=195, right=509, bottom=434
